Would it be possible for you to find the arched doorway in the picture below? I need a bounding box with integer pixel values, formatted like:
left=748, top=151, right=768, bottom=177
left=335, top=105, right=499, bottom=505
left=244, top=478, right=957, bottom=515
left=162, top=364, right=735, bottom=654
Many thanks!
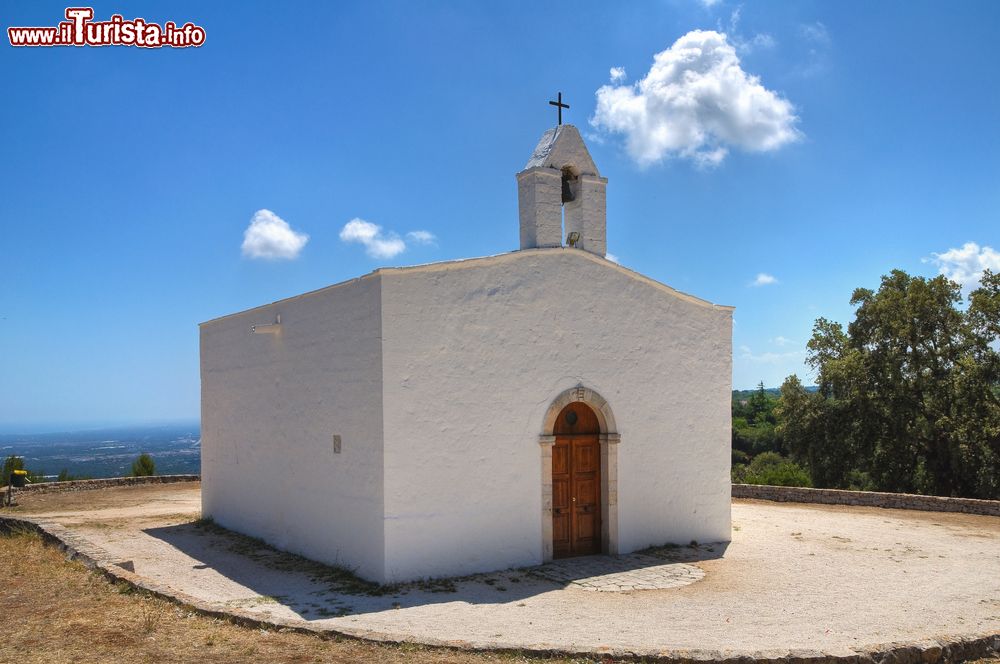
left=552, top=402, right=602, bottom=557
left=538, top=386, right=620, bottom=562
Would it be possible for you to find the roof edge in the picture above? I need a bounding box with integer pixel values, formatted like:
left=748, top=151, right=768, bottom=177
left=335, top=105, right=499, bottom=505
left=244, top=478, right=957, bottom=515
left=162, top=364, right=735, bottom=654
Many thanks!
left=200, top=248, right=734, bottom=327
left=375, top=248, right=733, bottom=311
left=198, top=271, right=382, bottom=327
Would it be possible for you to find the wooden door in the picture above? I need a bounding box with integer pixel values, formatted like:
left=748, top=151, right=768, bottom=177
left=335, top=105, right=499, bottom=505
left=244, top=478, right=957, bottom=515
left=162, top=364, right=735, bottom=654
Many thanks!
left=552, top=402, right=602, bottom=558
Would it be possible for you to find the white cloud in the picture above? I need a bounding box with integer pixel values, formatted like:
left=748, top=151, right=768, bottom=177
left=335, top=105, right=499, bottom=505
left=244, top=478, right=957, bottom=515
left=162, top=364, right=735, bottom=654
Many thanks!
left=693, top=147, right=728, bottom=168
left=406, top=230, right=437, bottom=245
left=750, top=272, right=778, bottom=287
left=739, top=344, right=805, bottom=365
left=605, top=252, right=620, bottom=264
left=771, top=335, right=792, bottom=346
left=591, top=30, right=800, bottom=168
left=339, top=218, right=406, bottom=259
left=609, top=67, right=627, bottom=83
left=241, top=209, right=309, bottom=260
left=927, top=242, right=1000, bottom=292
left=725, top=7, right=776, bottom=54
left=795, top=22, right=832, bottom=78
left=800, top=21, right=830, bottom=45
left=740, top=32, right=776, bottom=52
left=699, top=0, right=722, bottom=7
left=735, top=342, right=812, bottom=388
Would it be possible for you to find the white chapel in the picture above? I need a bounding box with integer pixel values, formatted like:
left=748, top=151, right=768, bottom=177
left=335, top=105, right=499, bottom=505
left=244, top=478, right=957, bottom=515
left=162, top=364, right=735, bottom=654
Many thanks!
left=200, top=122, right=733, bottom=583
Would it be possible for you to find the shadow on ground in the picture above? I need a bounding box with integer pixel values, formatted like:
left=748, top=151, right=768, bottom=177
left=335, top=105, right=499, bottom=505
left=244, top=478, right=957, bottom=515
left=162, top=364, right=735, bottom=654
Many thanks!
left=142, top=520, right=721, bottom=621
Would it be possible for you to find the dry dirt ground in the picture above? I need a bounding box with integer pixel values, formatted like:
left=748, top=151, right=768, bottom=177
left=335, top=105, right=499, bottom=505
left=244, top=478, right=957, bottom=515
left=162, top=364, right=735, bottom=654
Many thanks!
left=0, top=526, right=583, bottom=664
left=5, top=483, right=1000, bottom=661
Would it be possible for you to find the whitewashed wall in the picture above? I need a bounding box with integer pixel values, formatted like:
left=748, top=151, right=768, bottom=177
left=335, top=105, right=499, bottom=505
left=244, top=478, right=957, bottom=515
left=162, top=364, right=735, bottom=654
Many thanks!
left=200, top=275, right=386, bottom=581
left=202, top=248, right=732, bottom=584
left=379, top=249, right=732, bottom=582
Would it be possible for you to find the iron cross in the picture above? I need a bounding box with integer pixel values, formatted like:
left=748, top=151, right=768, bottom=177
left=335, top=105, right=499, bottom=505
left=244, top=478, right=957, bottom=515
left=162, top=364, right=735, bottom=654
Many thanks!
left=549, top=92, right=569, bottom=125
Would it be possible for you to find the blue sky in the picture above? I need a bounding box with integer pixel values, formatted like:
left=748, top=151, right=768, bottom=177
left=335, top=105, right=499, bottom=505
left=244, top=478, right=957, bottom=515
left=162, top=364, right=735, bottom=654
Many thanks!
left=2, top=1, right=999, bottom=431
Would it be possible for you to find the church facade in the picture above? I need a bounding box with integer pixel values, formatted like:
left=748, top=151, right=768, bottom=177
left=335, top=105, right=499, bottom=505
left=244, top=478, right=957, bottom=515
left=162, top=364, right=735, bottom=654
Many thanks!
left=200, top=125, right=733, bottom=583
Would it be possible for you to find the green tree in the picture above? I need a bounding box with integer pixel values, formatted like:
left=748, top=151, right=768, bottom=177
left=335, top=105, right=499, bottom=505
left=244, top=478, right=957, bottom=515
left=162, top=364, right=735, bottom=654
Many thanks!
left=964, top=269, right=1000, bottom=497
left=732, top=451, right=811, bottom=487
left=777, top=372, right=863, bottom=489
left=778, top=269, right=1000, bottom=499
left=732, top=382, right=784, bottom=462
left=3, top=455, right=44, bottom=485
left=746, top=382, right=772, bottom=422
left=131, top=453, right=155, bottom=477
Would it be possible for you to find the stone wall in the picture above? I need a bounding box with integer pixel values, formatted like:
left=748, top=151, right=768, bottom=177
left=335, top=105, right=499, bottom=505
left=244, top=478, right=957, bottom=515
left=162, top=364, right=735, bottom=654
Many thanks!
left=6, top=474, right=199, bottom=496
left=733, top=483, right=1000, bottom=517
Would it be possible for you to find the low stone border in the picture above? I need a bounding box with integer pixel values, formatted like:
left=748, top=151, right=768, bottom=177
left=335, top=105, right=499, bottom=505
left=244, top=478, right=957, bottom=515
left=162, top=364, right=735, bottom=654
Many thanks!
left=4, top=474, right=199, bottom=497
left=1, top=512, right=997, bottom=663
left=732, top=484, right=1000, bottom=517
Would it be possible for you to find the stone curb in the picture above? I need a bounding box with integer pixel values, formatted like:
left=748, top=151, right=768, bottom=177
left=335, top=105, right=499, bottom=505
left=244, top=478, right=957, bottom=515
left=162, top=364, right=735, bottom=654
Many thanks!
left=1, top=514, right=998, bottom=664
left=3, top=474, right=200, bottom=496
left=732, top=484, right=1000, bottom=517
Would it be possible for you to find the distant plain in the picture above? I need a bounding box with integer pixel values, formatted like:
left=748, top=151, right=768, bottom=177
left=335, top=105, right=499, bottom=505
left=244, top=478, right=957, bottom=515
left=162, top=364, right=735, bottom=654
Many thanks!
left=0, top=423, right=200, bottom=479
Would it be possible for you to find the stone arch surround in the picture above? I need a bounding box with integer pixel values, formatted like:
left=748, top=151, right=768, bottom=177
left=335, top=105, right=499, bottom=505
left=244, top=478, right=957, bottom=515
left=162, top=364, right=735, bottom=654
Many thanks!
left=538, top=386, right=620, bottom=562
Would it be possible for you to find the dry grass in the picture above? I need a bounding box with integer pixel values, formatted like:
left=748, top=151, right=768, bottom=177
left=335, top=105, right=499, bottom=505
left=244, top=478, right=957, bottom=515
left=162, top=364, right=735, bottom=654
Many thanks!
left=0, top=528, right=595, bottom=664
left=7, top=483, right=191, bottom=514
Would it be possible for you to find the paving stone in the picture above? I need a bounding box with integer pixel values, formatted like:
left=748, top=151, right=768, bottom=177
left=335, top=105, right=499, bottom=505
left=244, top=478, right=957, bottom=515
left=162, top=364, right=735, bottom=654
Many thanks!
left=529, top=553, right=706, bottom=592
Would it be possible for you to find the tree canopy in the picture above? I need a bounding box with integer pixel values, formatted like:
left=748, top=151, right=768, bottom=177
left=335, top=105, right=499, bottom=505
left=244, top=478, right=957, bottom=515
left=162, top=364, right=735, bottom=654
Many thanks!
left=776, top=269, right=1000, bottom=499
left=131, top=453, right=156, bottom=477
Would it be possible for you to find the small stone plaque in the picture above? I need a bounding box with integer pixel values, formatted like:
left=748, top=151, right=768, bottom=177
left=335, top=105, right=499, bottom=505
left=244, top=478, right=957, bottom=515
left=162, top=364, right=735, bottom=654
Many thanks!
left=332, top=434, right=342, bottom=454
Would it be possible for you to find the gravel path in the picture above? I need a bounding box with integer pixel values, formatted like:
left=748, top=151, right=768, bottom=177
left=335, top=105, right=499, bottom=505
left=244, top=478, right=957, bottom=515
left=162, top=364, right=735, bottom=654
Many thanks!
left=13, top=483, right=1000, bottom=659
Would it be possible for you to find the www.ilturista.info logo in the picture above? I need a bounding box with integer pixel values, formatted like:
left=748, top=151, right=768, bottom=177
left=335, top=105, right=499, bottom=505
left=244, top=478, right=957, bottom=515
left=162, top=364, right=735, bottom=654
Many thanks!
left=8, top=7, right=206, bottom=48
